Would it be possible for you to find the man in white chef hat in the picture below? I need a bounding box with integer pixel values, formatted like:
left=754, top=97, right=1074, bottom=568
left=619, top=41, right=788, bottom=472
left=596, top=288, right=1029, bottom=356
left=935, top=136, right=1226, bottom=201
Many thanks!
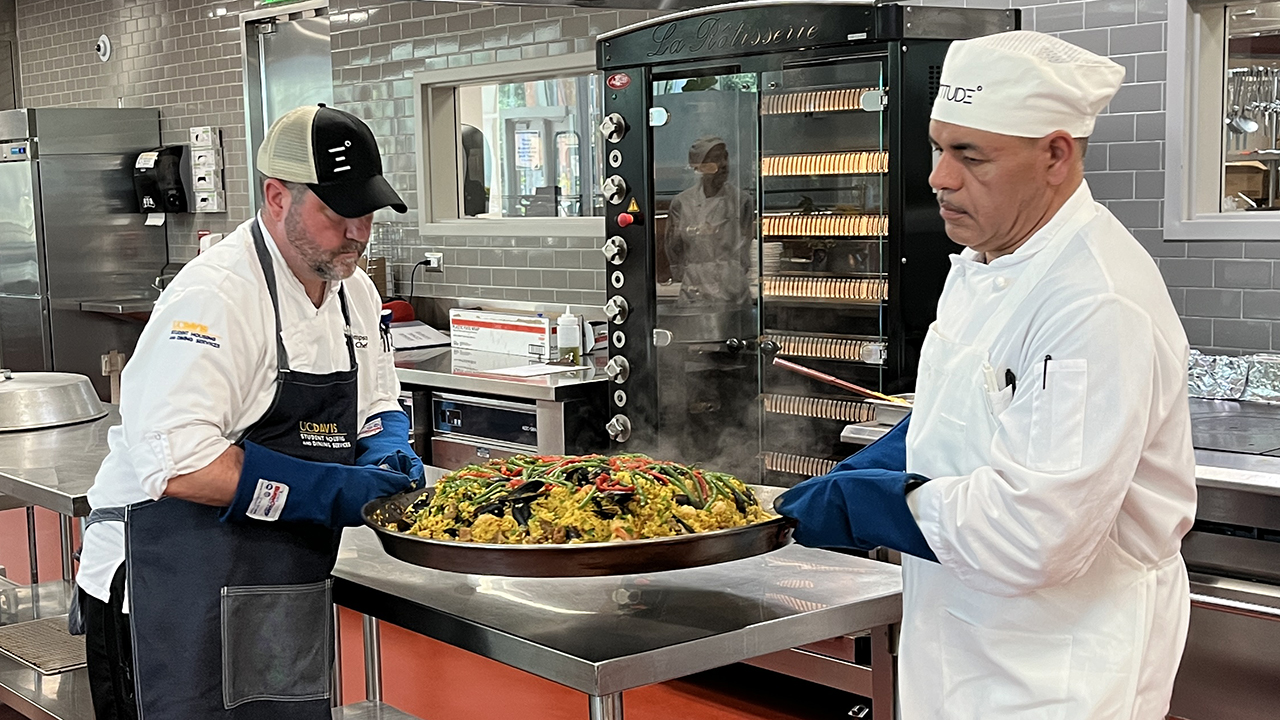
left=778, top=31, right=1197, bottom=718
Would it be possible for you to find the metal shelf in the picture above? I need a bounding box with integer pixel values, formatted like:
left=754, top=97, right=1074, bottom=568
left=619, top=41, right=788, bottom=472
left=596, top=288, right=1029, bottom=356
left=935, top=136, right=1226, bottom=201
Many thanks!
left=762, top=276, right=888, bottom=303
left=762, top=214, right=889, bottom=238
left=762, top=393, right=875, bottom=423
left=762, top=332, right=886, bottom=365
left=762, top=451, right=839, bottom=477
left=762, top=151, right=888, bottom=176
left=761, top=88, right=882, bottom=115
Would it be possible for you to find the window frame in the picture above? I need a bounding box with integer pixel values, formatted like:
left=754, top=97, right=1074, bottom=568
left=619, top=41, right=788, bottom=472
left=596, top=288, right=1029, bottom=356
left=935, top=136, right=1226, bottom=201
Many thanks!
left=414, top=52, right=605, bottom=237
left=1166, top=0, right=1279, bottom=240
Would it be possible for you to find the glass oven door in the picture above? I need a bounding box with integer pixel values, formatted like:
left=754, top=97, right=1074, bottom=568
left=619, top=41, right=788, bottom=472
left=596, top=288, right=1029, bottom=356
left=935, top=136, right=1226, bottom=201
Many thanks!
left=650, top=71, right=762, bottom=481
left=758, top=55, right=889, bottom=484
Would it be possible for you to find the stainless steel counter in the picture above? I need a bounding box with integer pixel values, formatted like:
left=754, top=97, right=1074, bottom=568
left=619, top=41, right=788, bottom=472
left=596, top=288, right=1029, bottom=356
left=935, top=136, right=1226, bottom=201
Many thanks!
left=78, top=298, right=156, bottom=314
left=395, top=347, right=606, bottom=402
left=332, top=526, right=902, bottom=699
left=0, top=408, right=117, bottom=517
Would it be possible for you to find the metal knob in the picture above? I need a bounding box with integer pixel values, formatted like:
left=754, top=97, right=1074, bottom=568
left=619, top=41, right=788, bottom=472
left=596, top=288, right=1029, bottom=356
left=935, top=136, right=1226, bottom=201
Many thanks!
left=604, top=295, right=630, bottom=324
left=726, top=338, right=744, bottom=352
left=606, top=414, right=632, bottom=442
left=605, top=356, right=630, bottom=384
left=760, top=340, right=780, bottom=356
left=601, top=175, right=628, bottom=205
left=599, top=113, right=629, bottom=143
left=652, top=329, right=673, bottom=347
left=602, top=236, right=628, bottom=265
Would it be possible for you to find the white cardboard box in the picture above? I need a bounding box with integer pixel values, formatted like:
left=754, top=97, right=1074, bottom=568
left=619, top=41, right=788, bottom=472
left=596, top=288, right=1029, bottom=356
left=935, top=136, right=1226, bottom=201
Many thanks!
left=449, top=309, right=554, bottom=359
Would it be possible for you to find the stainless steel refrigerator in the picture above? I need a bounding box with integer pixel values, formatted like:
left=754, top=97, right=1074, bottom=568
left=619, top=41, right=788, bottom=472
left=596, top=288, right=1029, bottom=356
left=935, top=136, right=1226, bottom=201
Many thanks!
left=0, top=108, right=167, bottom=399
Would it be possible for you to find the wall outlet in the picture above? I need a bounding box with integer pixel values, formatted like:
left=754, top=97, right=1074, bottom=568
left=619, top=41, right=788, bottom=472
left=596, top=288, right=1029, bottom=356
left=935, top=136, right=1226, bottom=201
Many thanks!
left=423, top=251, right=444, bottom=273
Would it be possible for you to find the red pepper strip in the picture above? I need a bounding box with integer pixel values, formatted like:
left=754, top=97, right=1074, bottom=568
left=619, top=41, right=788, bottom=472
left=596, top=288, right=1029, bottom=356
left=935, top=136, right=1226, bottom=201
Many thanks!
left=692, top=470, right=710, bottom=501
left=595, top=473, right=636, bottom=493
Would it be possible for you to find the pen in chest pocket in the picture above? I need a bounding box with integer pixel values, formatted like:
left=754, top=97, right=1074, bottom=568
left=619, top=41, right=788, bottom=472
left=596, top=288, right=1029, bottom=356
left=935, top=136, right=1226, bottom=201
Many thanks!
left=1042, top=354, right=1053, bottom=389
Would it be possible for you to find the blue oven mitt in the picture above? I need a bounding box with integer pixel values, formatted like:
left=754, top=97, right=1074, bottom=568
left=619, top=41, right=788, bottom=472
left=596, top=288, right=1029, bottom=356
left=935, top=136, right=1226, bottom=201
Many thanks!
left=222, top=441, right=417, bottom=528
left=832, top=413, right=910, bottom=473
left=775, top=467, right=938, bottom=562
left=354, top=410, right=424, bottom=484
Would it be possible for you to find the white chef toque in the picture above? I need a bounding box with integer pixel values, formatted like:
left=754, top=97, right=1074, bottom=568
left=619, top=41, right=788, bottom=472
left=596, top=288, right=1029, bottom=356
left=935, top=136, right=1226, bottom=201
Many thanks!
left=930, top=31, right=1125, bottom=139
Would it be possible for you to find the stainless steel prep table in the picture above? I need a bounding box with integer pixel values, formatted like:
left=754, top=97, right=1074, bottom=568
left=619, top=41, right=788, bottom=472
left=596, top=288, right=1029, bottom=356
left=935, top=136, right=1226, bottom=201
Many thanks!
left=0, top=407, right=117, bottom=517
left=395, top=348, right=605, bottom=403
left=394, top=348, right=610, bottom=463
left=331, top=526, right=902, bottom=720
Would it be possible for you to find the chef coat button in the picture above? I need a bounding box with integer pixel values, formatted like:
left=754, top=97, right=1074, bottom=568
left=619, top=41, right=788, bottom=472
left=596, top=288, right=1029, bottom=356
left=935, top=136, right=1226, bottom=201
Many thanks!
left=994, top=277, right=1008, bottom=290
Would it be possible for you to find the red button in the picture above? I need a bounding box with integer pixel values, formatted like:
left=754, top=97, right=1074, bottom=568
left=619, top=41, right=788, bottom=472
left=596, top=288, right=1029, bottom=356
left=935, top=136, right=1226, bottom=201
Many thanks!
left=617, top=213, right=634, bottom=228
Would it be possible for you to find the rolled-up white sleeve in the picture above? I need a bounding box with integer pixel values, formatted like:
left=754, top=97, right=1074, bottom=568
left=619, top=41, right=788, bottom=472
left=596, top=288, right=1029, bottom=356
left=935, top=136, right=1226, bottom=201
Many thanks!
left=117, top=278, right=265, bottom=499
left=911, top=294, right=1156, bottom=597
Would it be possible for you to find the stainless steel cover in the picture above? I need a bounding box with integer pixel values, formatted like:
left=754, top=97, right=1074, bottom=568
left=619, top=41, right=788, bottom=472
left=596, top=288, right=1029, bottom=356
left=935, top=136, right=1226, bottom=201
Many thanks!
left=363, top=484, right=793, bottom=577
left=0, top=371, right=107, bottom=432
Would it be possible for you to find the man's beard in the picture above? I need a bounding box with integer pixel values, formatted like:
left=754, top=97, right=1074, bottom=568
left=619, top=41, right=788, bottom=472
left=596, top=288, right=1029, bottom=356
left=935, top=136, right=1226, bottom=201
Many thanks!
left=284, top=204, right=364, bottom=281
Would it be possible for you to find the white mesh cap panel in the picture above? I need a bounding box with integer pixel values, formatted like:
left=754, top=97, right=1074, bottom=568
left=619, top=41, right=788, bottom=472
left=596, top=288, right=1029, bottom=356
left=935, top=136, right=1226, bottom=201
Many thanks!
left=929, top=30, right=1125, bottom=138
left=257, top=105, right=319, bottom=183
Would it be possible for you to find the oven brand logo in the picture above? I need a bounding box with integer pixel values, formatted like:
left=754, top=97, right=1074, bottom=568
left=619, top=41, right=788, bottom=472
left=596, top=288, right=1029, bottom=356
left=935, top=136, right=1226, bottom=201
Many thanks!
left=298, top=420, right=352, bottom=450
left=648, top=17, right=819, bottom=58
left=169, top=320, right=221, bottom=349
left=938, top=83, right=983, bottom=105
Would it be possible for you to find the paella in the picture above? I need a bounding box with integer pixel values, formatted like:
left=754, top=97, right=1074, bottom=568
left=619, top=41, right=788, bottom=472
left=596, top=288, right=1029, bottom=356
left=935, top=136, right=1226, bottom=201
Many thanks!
left=392, top=454, right=773, bottom=544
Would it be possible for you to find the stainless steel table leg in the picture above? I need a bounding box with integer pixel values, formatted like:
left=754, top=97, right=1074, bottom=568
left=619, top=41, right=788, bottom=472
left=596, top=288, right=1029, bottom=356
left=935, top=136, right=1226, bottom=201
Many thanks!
left=362, top=614, right=382, bottom=702
left=332, top=604, right=344, bottom=708
left=59, top=514, right=74, bottom=582
left=869, top=624, right=896, bottom=720
left=588, top=693, right=623, bottom=720
left=26, top=506, right=38, bottom=585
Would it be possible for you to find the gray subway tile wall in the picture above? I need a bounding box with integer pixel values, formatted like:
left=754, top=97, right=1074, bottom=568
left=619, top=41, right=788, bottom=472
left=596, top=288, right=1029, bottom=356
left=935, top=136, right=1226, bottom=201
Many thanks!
left=993, top=0, right=1280, bottom=355
left=329, top=1, right=665, bottom=307
left=15, top=0, right=254, bottom=262
left=8, top=0, right=1277, bottom=353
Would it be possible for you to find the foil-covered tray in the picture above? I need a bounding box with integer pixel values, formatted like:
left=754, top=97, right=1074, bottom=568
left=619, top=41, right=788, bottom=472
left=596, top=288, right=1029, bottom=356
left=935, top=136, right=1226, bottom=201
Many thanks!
left=1188, top=350, right=1249, bottom=400
left=362, top=485, right=794, bottom=577
left=1243, top=354, right=1280, bottom=403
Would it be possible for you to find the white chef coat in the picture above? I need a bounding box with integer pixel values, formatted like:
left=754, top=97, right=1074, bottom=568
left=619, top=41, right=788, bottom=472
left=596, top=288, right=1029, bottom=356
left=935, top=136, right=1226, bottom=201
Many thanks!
left=664, top=181, right=754, bottom=305
left=900, top=182, right=1197, bottom=718
left=76, top=216, right=402, bottom=605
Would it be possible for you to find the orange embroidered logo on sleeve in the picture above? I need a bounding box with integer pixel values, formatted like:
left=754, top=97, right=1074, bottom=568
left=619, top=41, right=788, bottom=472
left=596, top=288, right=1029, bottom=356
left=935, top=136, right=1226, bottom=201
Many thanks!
left=168, top=320, right=221, bottom=348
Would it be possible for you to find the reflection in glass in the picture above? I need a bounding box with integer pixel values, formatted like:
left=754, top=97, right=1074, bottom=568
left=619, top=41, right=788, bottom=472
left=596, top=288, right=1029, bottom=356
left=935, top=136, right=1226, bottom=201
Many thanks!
left=663, top=136, right=756, bottom=306
left=650, top=73, right=761, bottom=482
left=456, top=75, right=602, bottom=217
left=1223, top=4, right=1280, bottom=211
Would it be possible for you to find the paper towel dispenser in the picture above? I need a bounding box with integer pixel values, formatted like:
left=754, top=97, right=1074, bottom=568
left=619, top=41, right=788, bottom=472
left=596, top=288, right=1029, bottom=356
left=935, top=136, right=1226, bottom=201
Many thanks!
left=133, top=145, right=192, bottom=213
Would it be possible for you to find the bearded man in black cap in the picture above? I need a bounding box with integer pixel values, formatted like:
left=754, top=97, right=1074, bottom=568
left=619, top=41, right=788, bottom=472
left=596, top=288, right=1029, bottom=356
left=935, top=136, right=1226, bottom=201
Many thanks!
left=74, top=105, right=422, bottom=719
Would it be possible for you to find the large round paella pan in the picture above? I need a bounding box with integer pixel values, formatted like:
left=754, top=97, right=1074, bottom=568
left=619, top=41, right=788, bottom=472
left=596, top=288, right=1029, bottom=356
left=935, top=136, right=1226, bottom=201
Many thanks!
left=362, top=454, right=794, bottom=577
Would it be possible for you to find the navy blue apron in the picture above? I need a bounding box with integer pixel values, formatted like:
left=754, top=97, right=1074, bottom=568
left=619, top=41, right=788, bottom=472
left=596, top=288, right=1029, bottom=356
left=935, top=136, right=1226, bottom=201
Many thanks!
left=91, top=219, right=359, bottom=719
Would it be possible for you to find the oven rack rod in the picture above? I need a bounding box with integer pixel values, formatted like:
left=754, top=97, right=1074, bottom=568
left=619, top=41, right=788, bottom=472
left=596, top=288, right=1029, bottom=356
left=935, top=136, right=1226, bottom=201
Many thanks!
left=762, top=393, right=875, bottom=423
left=763, top=451, right=839, bottom=478
left=762, top=151, right=889, bottom=177
left=762, top=332, right=886, bottom=364
left=762, top=214, right=889, bottom=238
left=762, top=276, right=888, bottom=303
left=761, top=87, right=882, bottom=115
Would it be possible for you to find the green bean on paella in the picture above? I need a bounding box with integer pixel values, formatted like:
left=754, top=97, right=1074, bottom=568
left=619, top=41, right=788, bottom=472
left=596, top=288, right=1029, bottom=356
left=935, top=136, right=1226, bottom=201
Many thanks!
left=396, top=454, right=772, bottom=544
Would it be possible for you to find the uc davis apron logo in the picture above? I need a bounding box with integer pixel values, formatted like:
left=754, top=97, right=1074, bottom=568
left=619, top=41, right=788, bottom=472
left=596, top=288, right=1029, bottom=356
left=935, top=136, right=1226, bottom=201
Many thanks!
left=298, top=420, right=352, bottom=450
left=938, top=83, right=983, bottom=105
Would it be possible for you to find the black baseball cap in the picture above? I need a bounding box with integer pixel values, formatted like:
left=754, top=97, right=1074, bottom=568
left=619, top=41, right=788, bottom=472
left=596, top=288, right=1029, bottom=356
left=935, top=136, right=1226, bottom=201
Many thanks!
left=257, top=104, right=407, bottom=218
